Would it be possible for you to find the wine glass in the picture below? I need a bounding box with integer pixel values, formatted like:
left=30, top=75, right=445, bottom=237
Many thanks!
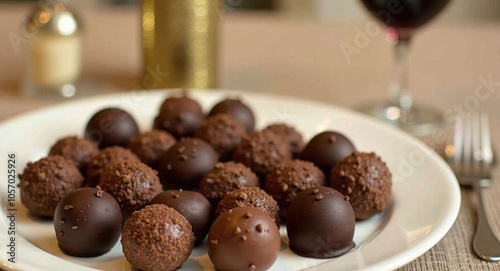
left=357, top=0, right=451, bottom=135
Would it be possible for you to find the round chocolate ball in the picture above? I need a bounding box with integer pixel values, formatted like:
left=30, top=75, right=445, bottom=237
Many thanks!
left=207, top=207, right=281, bottom=271
left=208, top=98, right=255, bottom=132
left=151, top=190, right=212, bottom=246
left=233, top=130, right=292, bottom=182
left=300, top=131, right=355, bottom=176
left=264, top=160, right=325, bottom=221
left=48, top=136, right=99, bottom=173
left=286, top=186, right=355, bottom=258
left=54, top=187, right=122, bottom=257
left=98, top=160, right=163, bottom=221
left=84, top=108, right=139, bottom=149
left=122, top=204, right=194, bottom=271
left=153, top=108, right=203, bottom=139
left=194, top=114, right=247, bottom=161
left=85, top=146, right=140, bottom=187
left=330, top=151, right=392, bottom=220
left=216, top=187, right=280, bottom=226
left=199, top=162, right=259, bottom=206
left=158, top=138, right=219, bottom=190
left=126, top=130, right=177, bottom=169
left=263, top=123, right=304, bottom=158
left=159, top=93, right=203, bottom=116
left=19, top=155, right=84, bottom=217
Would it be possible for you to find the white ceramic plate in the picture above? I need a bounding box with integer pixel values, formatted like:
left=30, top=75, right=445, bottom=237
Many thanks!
left=0, top=90, right=460, bottom=271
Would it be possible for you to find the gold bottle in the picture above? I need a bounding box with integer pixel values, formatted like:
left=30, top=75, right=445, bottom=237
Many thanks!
left=142, top=0, right=218, bottom=89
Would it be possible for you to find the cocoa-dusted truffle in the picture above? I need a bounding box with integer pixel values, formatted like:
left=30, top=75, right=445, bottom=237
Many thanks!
left=159, top=92, right=203, bottom=116
left=48, top=136, right=99, bottom=173
left=19, top=155, right=85, bottom=217
left=151, top=190, right=212, bottom=246
left=263, top=123, right=304, bottom=158
left=122, top=204, right=194, bottom=271
left=85, top=146, right=140, bottom=187
left=208, top=98, right=255, bottom=132
left=158, top=138, right=218, bottom=190
left=84, top=108, right=139, bottom=149
left=194, top=114, right=247, bottom=161
left=216, top=187, right=280, bottom=226
left=233, top=130, right=292, bottom=181
left=264, top=160, right=325, bottom=220
left=330, top=151, right=392, bottom=220
left=98, top=160, right=163, bottom=221
left=286, top=186, right=355, bottom=258
left=54, top=187, right=122, bottom=257
left=126, top=130, right=176, bottom=169
left=300, top=131, right=355, bottom=176
left=207, top=207, right=281, bottom=271
left=199, top=162, right=259, bottom=206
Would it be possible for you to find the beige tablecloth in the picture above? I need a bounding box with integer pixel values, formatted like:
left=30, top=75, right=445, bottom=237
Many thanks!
left=1, top=4, right=500, bottom=271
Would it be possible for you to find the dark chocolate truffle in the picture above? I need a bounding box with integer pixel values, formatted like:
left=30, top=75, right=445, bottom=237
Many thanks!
left=84, top=107, right=139, bottom=149
left=208, top=98, right=255, bottom=132
left=286, top=186, right=355, bottom=258
left=207, top=207, right=281, bottom=271
left=151, top=190, right=212, bottom=246
left=330, top=151, right=392, bottom=220
left=48, top=136, right=99, bottom=173
left=233, top=130, right=292, bottom=181
left=153, top=108, right=203, bottom=139
left=264, top=123, right=304, bottom=158
left=54, top=187, right=122, bottom=257
left=85, top=146, right=140, bottom=187
left=216, top=187, right=280, bottom=226
left=122, top=204, right=194, bottom=271
left=98, top=160, right=163, bottom=221
left=19, top=155, right=84, bottom=217
left=199, top=162, right=259, bottom=206
left=158, top=138, right=219, bottom=190
left=194, top=114, right=247, bottom=161
left=264, top=160, right=325, bottom=221
left=159, top=93, right=203, bottom=116
left=126, top=130, right=176, bottom=169
left=300, top=131, right=355, bottom=176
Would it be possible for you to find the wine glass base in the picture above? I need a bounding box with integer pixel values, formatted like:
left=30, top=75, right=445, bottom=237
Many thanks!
left=356, top=102, right=444, bottom=137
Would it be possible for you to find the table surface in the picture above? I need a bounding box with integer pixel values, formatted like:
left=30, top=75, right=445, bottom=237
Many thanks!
left=1, top=3, right=500, bottom=271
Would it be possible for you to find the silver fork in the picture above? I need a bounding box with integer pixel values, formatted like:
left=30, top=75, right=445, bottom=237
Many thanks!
left=445, top=113, right=500, bottom=261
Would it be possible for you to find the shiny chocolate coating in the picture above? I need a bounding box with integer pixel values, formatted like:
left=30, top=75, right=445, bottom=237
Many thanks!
left=151, top=190, right=212, bottom=246
left=207, top=207, right=281, bottom=271
left=84, top=108, right=139, bottom=149
left=48, top=136, right=99, bottom=173
left=208, top=98, right=255, bottom=132
left=54, top=187, right=122, bottom=257
left=153, top=107, right=203, bottom=140
left=159, top=94, right=203, bottom=116
left=286, top=186, right=355, bottom=258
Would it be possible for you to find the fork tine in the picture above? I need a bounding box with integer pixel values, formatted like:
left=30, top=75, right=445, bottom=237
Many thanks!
left=480, top=113, right=493, bottom=165
left=463, top=114, right=472, bottom=172
left=472, top=113, right=482, bottom=167
left=453, top=116, right=464, bottom=167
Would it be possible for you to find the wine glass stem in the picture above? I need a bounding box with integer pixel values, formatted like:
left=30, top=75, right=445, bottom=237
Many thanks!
left=388, top=37, right=412, bottom=113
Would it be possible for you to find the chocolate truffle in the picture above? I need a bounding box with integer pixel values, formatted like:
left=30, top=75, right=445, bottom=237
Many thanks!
left=207, top=207, right=281, bottom=271
left=85, top=146, right=140, bottom=187
left=216, top=187, right=280, bottom=226
left=122, top=204, right=194, bottom=271
left=151, top=190, right=212, bottom=246
left=233, top=130, right=292, bottom=182
left=54, top=187, right=122, bottom=257
left=19, top=155, right=84, bottom=217
left=159, top=92, right=203, bottom=116
left=264, top=123, right=304, bottom=158
left=153, top=108, right=203, bottom=139
left=48, top=136, right=99, bottom=173
left=98, top=160, right=163, bottom=221
left=194, top=114, right=247, bottom=161
left=84, top=108, right=139, bottom=149
left=158, top=138, right=218, bottom=190
left=199, top=162, right=259, bottom=206
left=330, top=151, right=392, bottom=220
left=265, top=160, right=325, bottom=221
left=300, top=131, right=355, bottom=176
left=286, top=186, right=355, bottom=258
left=126, top=130, right=176, bottom=169
left=208, top=98, right=255, bottom=132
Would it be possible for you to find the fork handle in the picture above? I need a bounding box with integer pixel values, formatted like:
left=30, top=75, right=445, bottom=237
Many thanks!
left=472, top=180, right=500, bottom=261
